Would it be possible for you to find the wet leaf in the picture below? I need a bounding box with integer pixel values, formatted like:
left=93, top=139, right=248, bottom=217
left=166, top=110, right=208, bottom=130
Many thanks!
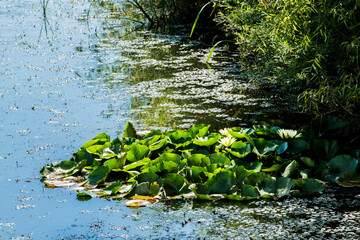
left=126, top=144, right=150, bottom=163
left=329, top=155, right=358, bottom=181
left=77, top=192, right=92, bottom=201
left=103, top=152, right=127, bottom=170
left=193, top=134, right=221, bottom=147
left=125, top=199, right=155, bottom=209
left=209, top=153, right=231, bottom=166
left=253, top=138, right=278, bottom=156
left=88, top=166, right=110, bottom=185
left=262, top=164, right=282, bottom=172
left=163, top=173, right=187, bottom=196
left=149, top=138, right=167, bottom=151
left=40, top=160, right=78, bottom=178
left=203, top=169, right=235, bottom=194
left=241, top=184, right=260, bottom=197
left=282, top=160, right=298, bottom=178
left=261, top=178, right=276, bottom=194
left=275, top=177, right=294, bottom=197
left=168, top=130, right=192, bottom=148
left=300, top=157, right=315, bottom=168
left=123, top=120, right=137, bottom=138
left=272, top=140, right=288, bottom=155
left=104, top=181, right=122, bottom=195
left=302, top=178, right=324, bottom=194
left=188, top=124, right=211, bottom=138
left=287, top=140, right=310, bottom=154
left=187, top=154, right=210, bottom=167
left=229, top=141, right=251, bottom=158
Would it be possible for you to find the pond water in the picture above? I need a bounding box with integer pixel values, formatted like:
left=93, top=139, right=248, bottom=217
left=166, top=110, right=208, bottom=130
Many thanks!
left=1, top=0, right=359, bottom=239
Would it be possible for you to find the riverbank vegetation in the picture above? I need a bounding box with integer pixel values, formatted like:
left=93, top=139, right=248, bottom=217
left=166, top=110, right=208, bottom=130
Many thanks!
left=41, top=121, right=360, bottom=203
left=130, top=0, right=359, bottom=136
left=212, top=0, right=360, bottom=124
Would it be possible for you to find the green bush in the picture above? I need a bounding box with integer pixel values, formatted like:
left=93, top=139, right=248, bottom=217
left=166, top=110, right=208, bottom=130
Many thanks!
left=215, top=0, right=359, bottom=116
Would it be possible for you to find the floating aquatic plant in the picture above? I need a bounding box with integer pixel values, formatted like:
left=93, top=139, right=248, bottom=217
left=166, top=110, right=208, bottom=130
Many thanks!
left=40, top=121, right=359, bottom=205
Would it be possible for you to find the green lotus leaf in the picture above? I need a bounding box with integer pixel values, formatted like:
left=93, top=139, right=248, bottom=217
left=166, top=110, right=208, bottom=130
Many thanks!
left=190, top=166, right=207, bottom=183
left=136, top=171, right=159, bottom=185
left=187, top=154, right=210, bottom=167
left=73, top=149, right=95, bottom=165
left=262, top=164, right=282, bottom=172
left=287, top=139, right=310, bottom=154
left=81, top=138, right=107, bottom=150
left=168, top=130, right=193, bottom=148
left=126, top=144, right=150, bottom=163
left=103, top=152, right=127, bottom=170
left=300, top=157, right=315, bottom=168
left=229, top=141, right=252, bottom=158
left=104, top=181, right=122, bottom=195
left=124, top=157, right=151, bottom=171
left=312, top=139, right=338, bottom=159
left=157, top=152, right=182, bottom=164
left=328, top=155, right=358, bottom=181
left=275, top=177, right=294, bottom=197
left=302, top=178, right=324, bottom=194
left=227, top=128, right=248, bottom=139
left=123, top=120, right=137, bottom=138
left=203, top=169, right=235, bottom=194
left=249, top=162, right=262, bottom=172
left=40, top=160, right=78, bottom=178
left=223, top=194, right=257, bottom=201
left=188, top=124, right=211, bottom=138
left=241, top=184, right=260, bottom=197
left=253, top=138, right=278, bottom=156
left=163, top=173, right=187, bottom=196
left=261, top=178, right=276, bottom=194
left=209, top=153, right=231, bottom=166
left=144, top=130, right=162, bottom=139
left=86, top=142, right=111, bottom=154
left=149, top=138, right=167, bottom=151
left=326, top=116, right=344, bottom=130
left=272, top=140, right=288, bottom=155
left=88, top=165, right=110, bottom=185
left=149, top=182, right=160, bottom=196
left=244, top=172, right=266, bottom=186
left=149, top=161, right=178, bottom=176
left=76, top=192, right=92, bottom=201
left=282, top=160, right=298, bottom=178
left=193, top=133, right=221, bottom=147
left=234, top=166, right=255, bottom=185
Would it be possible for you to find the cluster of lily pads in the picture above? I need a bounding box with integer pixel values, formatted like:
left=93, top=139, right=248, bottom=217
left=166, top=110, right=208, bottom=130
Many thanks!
left=40, top=121, right=360, bottom=202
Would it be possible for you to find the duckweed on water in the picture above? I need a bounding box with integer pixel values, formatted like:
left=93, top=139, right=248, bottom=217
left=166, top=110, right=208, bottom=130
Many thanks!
left=40, top=120, right=360, bottom=204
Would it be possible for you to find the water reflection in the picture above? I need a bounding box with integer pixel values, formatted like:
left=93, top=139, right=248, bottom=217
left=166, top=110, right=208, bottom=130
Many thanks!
left=78, top=0, right=303, bottom=131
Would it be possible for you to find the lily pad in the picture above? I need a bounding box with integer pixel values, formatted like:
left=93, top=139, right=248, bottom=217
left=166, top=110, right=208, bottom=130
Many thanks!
left=123, top=120, right=137, bottom=138
left=203, top=169, right=235, bottom=194
left=253, top=138, right=278, bottom=156
left=275, top=177, right=294, bottom=197
left=282, top=160, right=298, bottom=178
left=193, top=134, right=221, bottom=147
left=302, top=178, right=324, bottom=194
left=163, top=173, right=187, bottom=196
left=88, top=166, right=110, bottom=185
left=126, top=144, right=150, bottom=163
left=241, top=184, right=260, bottom=197
left=188, top=124, right=211, bottom=138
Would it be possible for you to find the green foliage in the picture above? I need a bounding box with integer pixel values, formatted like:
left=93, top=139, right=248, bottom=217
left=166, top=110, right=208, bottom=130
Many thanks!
left=216, top=0, right=360, bottom=117
left=40, top=120, right=360, bottom=202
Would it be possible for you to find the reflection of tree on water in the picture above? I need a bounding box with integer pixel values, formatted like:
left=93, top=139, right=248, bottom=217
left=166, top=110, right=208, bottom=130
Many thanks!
left=77, top=0, right=299, bottom=131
